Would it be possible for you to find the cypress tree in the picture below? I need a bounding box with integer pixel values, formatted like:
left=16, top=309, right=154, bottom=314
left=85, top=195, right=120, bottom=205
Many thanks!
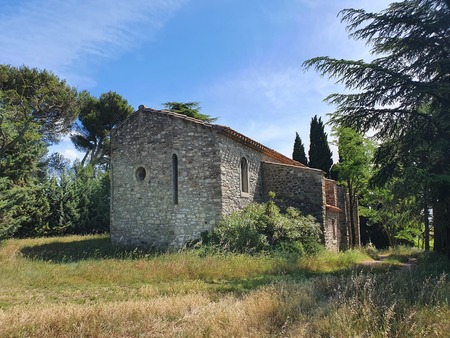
left=308, top=115, right=333, bottom=176
left=292, top=132, right=308, bottom=166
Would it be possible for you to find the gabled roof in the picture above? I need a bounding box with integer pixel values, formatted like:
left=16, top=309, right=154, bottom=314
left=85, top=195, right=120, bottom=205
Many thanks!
left=126, top=106, right=305, bottom=168
left=214, top=125, right=304, bottom=167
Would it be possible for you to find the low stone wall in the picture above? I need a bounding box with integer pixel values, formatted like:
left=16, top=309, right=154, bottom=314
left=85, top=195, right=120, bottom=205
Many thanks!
left=261, top=162, right=326, bottom=228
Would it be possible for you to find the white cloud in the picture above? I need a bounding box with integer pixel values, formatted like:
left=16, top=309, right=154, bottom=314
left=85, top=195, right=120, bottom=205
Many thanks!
left=200, top=0, right=393, bottom=162
left=62, top=147, right=83, bottom=163
left=0, top=0, right=187, bottom=85
left=49, top=136, right=83, bottom=163
left=203, top=65, right=336, bottom=159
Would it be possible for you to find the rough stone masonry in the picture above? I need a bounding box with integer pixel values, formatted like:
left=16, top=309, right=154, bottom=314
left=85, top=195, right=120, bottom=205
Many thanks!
left=110, top=106, right=358, bottom=250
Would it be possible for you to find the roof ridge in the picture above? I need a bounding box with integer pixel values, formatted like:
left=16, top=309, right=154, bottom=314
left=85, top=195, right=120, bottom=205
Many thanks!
left=137, top=106, right=305, bottom=168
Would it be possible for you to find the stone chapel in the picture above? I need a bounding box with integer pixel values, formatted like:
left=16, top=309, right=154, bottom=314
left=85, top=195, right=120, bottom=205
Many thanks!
left=110, top=106, right=359, bottom=251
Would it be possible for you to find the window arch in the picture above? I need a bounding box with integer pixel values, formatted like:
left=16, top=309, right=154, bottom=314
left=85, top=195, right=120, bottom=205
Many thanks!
left=240, top=157, right=249, bottom=194
left=172, top=154, right=178, bottom=204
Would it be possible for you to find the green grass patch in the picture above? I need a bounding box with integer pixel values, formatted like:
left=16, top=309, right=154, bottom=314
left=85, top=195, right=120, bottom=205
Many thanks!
left=0, top=235, right=449, bottom=337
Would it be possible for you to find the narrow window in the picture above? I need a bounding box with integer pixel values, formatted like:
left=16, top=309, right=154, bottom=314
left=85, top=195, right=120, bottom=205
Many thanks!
left=240, top=157, right=249, bottom=193
left=332, top=218, right=337, bottom=240
left=172, top=154, right=178, bottom=204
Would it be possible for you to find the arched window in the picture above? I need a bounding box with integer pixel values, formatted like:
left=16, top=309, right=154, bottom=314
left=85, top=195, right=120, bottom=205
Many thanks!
left=172, top=154, right=178, bottom=204
left=240, top=157, right=249, bottom=194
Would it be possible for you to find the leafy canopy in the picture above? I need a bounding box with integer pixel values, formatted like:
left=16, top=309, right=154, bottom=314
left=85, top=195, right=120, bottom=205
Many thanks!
left=0, top=64, right=78, bottom=155
left=71, top=91, right=134, bottom=166
left=304, top=1, right=450, bottom=139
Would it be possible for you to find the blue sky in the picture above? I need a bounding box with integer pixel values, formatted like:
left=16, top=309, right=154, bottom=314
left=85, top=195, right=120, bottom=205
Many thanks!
left=0, top=0, right=392, bottom=162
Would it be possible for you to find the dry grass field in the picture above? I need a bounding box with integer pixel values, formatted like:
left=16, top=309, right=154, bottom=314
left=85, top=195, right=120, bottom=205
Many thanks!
left=0, top=235, right=449, bottom=337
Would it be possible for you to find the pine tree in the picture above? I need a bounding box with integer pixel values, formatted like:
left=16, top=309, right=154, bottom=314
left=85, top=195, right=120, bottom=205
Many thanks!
left=292, top=132, right=308, bottom=165
left=71, top=91, right=134, bottom=167
left=308, top=116, right=333, bottom=176
left=0, top=125, right=50, bottom=238
left=162, top=102, right=217, bottom=123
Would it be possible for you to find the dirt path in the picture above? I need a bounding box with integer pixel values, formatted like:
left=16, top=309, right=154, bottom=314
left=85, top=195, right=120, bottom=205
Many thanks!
left=361, top=254, right=418, bottom=270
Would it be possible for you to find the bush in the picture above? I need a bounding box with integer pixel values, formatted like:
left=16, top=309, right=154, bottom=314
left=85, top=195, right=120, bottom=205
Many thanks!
left=206, top=194, right=322, bottom=255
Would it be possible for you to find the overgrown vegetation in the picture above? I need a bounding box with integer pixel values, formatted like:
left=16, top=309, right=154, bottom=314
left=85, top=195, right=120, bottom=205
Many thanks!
left=0, top=235, right=448, bottom=337
left=304, top=0, right=450, bottom=255
left=204, top=193, right=322, bottom=255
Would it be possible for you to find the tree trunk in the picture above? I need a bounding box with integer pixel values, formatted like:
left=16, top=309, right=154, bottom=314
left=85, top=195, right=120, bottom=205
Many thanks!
left=347, top=180, right=357, bottom=247
left=433, top=196, right=450, bottom=259
left=424, top=203, right=430, bottom=252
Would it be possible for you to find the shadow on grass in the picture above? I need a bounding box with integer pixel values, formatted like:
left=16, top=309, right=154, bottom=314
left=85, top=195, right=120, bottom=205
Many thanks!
left=20, top=237, right=154, bottom=263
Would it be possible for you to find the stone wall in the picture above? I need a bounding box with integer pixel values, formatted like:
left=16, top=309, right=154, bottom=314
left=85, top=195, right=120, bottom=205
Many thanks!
left=325, top=206, right=340, bottom=251
left=110, top=109, right=223, bottom=248
left=218, top=136, right=265, bottom=214
left=325, top=179, right=337, bottom=206
left=110, top=108, right=357, bottom=251
left=261, top=162, right=326, bottom=228
left=324, top=179, right=340, bottom=251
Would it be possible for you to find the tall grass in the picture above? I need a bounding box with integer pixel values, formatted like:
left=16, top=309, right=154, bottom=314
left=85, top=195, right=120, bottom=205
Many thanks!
left=0, top=235, right=448, bottom=337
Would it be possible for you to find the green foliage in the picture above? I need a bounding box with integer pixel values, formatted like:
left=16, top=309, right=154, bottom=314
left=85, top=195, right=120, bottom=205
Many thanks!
left=13, top=163, right=110, bottom=238
left=362, top=181, right=423, bottom=247
left=72, top=164, right=110, bottom=234
left=0, top=65, right=78, bottom=239
left=0, top=235, right=448, bottom=337
left=45, top=174, right=79, bottom=235
left=0, top=178, right=49, bottom=239
left=0, top=118, right=49, bottom=239
left=0, top=64, right=78, bottom=150
left=333, top=127, right=374, bottom=189
left=303, top=1, right=450, bottom=255
left=206, top=194, right=322, bottom=254
left=292, top=132, right=308, bottom=165
left=308, top=115, right=333, bottom=176
left=0, top=65, right=116, bottom=239
left=162, top=102, right=217, bottom=123
left=333, top=127, right=374, bottom=246
left=71, top=91, right=134, bottom=167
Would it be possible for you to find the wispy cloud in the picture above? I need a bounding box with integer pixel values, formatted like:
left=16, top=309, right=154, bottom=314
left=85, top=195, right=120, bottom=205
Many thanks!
left=0, top=0, right=186, bottom=85
left=203, top=65, right=335, bottom=158
left=201, top=0, right=393, bottom=160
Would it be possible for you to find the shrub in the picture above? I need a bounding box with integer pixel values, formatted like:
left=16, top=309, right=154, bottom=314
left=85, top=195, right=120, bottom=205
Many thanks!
left=207, top=194, right=321, bottom=254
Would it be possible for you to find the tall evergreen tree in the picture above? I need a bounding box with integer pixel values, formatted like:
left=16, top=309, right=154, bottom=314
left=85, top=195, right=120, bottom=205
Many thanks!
left=308, top=116, right=333, bottom=176
left=0, top=123, right=49, bottom=238
left=292, top=132, right=308, bottom=165
left=304, top=0, right=450, bottom=256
